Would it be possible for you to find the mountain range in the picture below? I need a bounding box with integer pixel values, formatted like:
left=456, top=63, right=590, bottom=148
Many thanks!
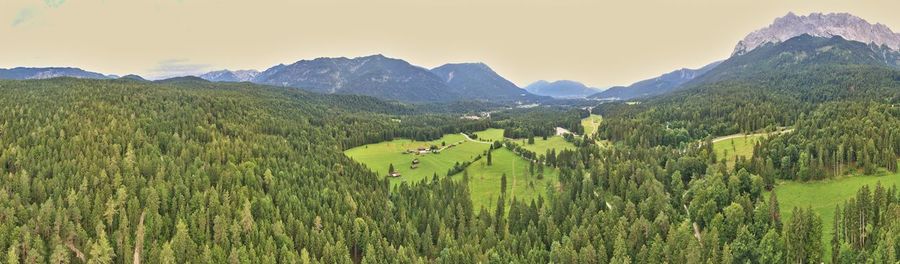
left=733, top=12, right=900, bottom=56
left=589, top=62, right=721, bottom=100
left=3, top=12, right=898, bottom=104
left=201, top=55, right=544, bottom=103
left=199, top=70, right=259, bottom=82
left=524, top=80, right=604, bottom=98
left=430, top=63, right=537, bottom=101
left=590, top=12, right=900, bottom=100
left=0, top=67, right=112, bottom=80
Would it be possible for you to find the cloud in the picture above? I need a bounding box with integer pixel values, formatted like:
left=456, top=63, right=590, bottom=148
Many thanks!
left=44, top=0, right=65, bottom=8
left=11, top=8, right=36, bottom=27
left=148, top=59, right=212, bottom=79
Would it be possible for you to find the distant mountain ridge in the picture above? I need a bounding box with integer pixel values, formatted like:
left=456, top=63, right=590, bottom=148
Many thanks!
left=525, top=80, right=603, bottom=98
left=589, top=61, right=721, bottom=100
left=195, top=55, right=545, bottom=103
left=250, top=55, right=458, bottom=102
left=733, top=12, right=900, bottom=56
left=0, top=67, right=111, bottom=80
left=199, top=70, right=259, bottom=82
left=692, top=34, right=900, bottom=85
left=430, top=63, right=538, bottom=101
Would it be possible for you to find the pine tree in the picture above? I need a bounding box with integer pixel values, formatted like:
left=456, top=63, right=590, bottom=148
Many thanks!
left=88, top=225, right=115, bottom=264
left=501, top=174, right=507, bottom=194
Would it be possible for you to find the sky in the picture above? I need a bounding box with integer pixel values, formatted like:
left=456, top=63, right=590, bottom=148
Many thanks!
left=1, top=0, right=899, bottom=87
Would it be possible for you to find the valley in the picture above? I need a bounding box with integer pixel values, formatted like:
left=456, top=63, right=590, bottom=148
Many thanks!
left=5, top=5, right=900, bottom=264
left=345, top=126, right=580, bottom=210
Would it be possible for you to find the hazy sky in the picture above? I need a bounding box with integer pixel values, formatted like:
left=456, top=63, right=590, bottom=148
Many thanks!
left=2, top=0, right=899, bottom=87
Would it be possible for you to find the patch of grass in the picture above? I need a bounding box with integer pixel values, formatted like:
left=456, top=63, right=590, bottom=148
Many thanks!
left=773, top=170, right=900, bottom=262
left=345, top=132, right=490, bottom=185
left=462, top=148, right=559, bottom=211
left=581, top=114, right=603, bottom=136
left=713, top=134, right=766, bottom=167
left=474, top=128, right=505, bottom=142
left=514, top=136, right=576, bottom=155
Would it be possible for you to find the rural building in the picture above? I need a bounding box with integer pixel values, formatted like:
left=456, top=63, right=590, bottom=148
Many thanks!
left=388, top=172, right=401, bottom=177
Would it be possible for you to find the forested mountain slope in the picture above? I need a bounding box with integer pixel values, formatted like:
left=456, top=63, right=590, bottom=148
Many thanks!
left=0, top=78, right=496, bottom=263
left=590, top=61, right=720, bottom=100
left=252, top=55, right=459, bottom=103
left=1, top=72, right=898, bottom=263
left=597, top=35, right=900, bottom=147
left=430, top=63, right=540, bottom=101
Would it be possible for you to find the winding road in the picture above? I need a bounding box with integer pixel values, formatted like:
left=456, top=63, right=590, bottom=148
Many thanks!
left=460, top=133, right=493, bottom=144
left=711, top=128, right=795, bottom=143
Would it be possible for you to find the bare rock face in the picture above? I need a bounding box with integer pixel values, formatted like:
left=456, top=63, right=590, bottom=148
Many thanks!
left=733, top=12, right=900, bottom=56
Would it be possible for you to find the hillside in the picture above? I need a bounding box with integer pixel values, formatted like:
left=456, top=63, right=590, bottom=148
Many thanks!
left=251, top=55, right=459, bottom=102
left=598, top=35, right=900, bottom=146
left=430, top=63, right=540, bottom=101
left=589, top=61, right=720, bottom=100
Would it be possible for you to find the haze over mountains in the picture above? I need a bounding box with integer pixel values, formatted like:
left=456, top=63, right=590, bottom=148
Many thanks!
left=590, top=62, right=720, bottom=100
left=0, top=67, right=112, bottom=80
left=524, top=80, right=604, bottom=99
left=199, top=70, right=259, bottom=82
left=3, top=12, right=899, bottom=104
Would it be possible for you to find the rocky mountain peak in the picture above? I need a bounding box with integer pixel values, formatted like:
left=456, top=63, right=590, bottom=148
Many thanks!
left=733, top=12, right=900, bottom=56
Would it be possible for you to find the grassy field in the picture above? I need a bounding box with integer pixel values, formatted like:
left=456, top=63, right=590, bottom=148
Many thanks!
left=345, top=132, right=491, bottom=184
left=773, top=170, right=900, bottom=261
left=513, top=136, right=576, bottom=154
left=713, top=134, right=766, bottom=167
left=581, top=114, right=603, bottom=136
left=464, top=148, right=559, bottom=210
left=474, top=128, right=505, bottom=142
left=345, top=128, right=559, bottom=210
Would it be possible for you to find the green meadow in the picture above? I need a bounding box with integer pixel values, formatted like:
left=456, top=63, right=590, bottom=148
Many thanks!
left=581, top=114, right=603, bottom=136
left=474, top=128, right=505, bottom=142
left=345, top=128, right=562, bottom=210
left=513, top=136, right=576, bottom=154
left=464, top=148, right=559, bottom=210
left=773, top=170, right=900, bottom=261
left=345, top=132, right=491, bottom=184
left=713, top=134, right=766, bottom=167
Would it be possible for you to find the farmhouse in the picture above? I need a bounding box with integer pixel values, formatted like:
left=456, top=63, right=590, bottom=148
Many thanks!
left=388, top=172, right=402, bottom=177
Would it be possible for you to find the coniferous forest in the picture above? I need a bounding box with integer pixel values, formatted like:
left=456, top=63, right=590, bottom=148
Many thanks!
left=2, top=74, right=898, bottom=263
left=5, top=5, right=900, bottom=264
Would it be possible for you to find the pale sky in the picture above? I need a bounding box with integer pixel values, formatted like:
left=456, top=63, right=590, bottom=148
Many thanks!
left=1, top=0, right=898, bottom=87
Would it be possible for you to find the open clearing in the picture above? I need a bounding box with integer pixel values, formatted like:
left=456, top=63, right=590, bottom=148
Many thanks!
left=581, top=114, right=603, bottom=136
left=513, top=136, right=576, bottom=154
left=773, top=170, right=900, bottom=260
left=345, top=128, right=561, bottom=210
left=712, top=134, right=767, bottom=167
left=345, top=132, right=489, bottom=184
left=465, top=148, right=559, bottom=211
left=474, top=128, right=505, bottom=142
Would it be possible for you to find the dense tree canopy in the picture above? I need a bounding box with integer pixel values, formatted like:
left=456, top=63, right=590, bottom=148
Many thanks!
left=1, top=77, right=898, bottom=263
